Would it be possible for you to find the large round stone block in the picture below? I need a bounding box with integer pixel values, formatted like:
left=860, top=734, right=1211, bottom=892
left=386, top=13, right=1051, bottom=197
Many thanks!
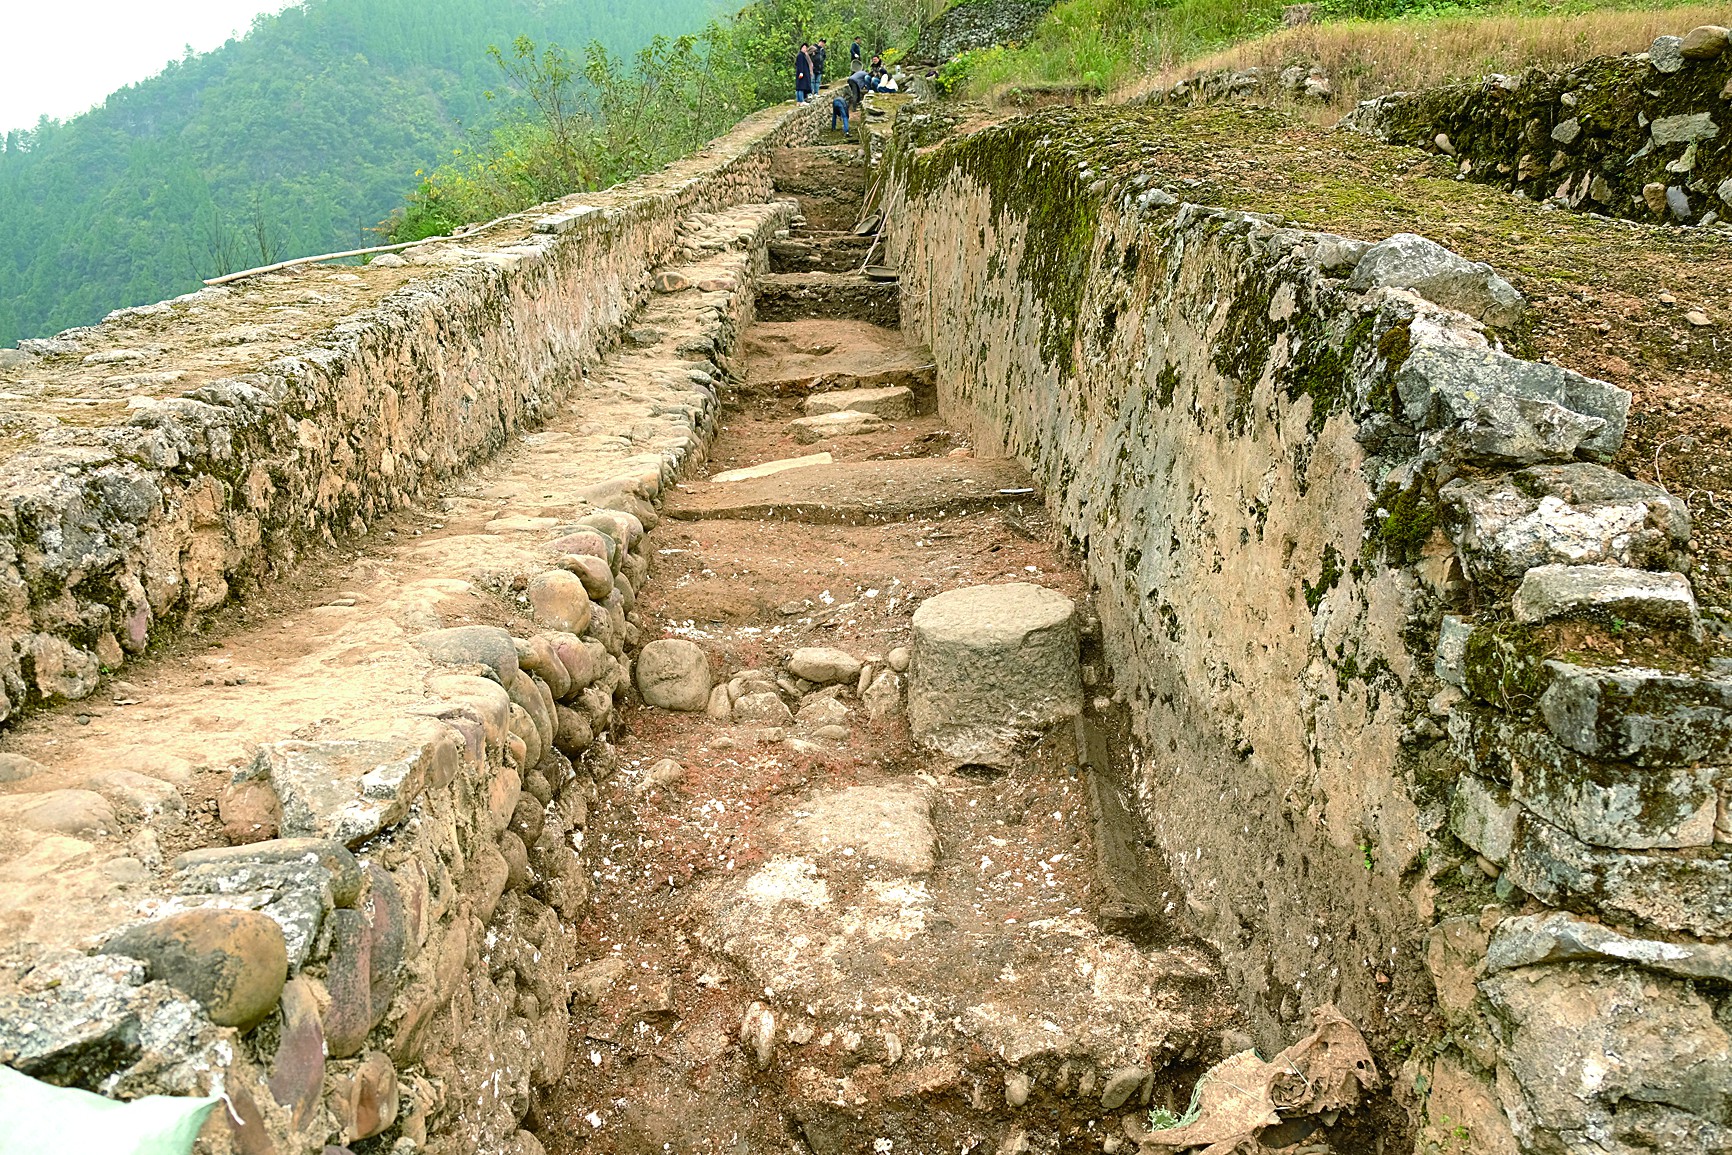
left=100, top=908, right=288, bottom=1029
left=908, top=582, right=1082, bottom=766
left=636, top=639, right=712, bottom=711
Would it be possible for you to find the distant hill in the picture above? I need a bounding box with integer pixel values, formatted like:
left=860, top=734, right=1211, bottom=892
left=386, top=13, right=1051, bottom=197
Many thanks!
left=0, top=0, right=718, bottom=346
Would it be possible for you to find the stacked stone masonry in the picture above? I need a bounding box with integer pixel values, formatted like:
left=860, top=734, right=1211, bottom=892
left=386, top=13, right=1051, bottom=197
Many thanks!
left=0, top=99, right=819, bottom=1155
left=881, top=107, right=1728, bottom=1155
left=1346, top=26, right=1732, bottom=229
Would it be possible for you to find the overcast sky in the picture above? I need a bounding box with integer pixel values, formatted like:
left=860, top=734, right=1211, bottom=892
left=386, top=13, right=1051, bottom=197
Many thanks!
left=2, top=1, right=298, bottom=133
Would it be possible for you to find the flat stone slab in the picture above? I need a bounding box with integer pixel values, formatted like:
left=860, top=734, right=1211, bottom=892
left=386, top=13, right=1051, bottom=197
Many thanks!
left=804, top=386, right=914, bottom=419
left=1513, top=563, right=1698, bottom=629
left=708, top=452, right=832, bottom=484
left=1487, top=910, right=1732, bottom=983
left=666, top=457, right=1036, bottom=524
left=789, top=410, right=885, bottom=443
left=909, top=582, right=1083, bottom=766
left=786, top=785, right=937, bottom=874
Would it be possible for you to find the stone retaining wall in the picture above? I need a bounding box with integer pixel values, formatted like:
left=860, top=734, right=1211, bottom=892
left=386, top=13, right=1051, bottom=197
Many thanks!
left=0, top=99, right=822, bottom=727
left=881, top=108, right=1729, bottom=1154
left=0, top=106, right=812, bottom=1155
left=1346, top=27, right=1731, bottom=229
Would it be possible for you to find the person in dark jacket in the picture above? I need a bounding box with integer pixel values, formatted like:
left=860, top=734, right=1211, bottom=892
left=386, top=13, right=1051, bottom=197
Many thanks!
left=850, top=37, right=862, bottom=68
left=832, top=74, right=865, bottom=133
left=812, top=39, right=828, bottom=92
left=794, top=43, right=813, bottom=102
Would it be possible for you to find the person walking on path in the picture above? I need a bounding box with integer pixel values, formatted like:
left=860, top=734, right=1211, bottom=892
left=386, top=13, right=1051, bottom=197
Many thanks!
left=812, top=39, right=828, bottom=93
left=794, top=43, right=813, bottom=102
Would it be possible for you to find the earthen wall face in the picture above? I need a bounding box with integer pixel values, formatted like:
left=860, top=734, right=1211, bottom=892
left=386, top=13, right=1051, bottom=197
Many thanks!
left=882, top=112, right=1730, bottom=1154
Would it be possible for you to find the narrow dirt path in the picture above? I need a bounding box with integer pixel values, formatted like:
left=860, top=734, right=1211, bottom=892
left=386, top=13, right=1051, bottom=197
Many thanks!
left=537, top=141, right=1241, bottom=1155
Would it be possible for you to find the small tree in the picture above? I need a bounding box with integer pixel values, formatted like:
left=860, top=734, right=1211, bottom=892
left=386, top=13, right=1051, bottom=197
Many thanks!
left=487, top=36, right=598, bottom=190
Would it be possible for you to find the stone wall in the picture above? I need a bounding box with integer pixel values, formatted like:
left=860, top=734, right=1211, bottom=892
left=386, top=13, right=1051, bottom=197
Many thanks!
left=1346, top=26, right=1731, bottom=228
left=0, top=100, right=822, bottom=728
left=912, top=0, right=1056, bottom=61
left=0, top=105, right=814, bottom=1155
left=880, top=108, right=1729, bottom=1154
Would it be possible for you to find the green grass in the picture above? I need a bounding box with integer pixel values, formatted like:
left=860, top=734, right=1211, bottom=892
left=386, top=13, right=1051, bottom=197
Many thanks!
left=946, top=0, right=1730, bottom=100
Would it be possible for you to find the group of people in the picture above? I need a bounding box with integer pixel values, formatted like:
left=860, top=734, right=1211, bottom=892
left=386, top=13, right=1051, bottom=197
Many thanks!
left=793, top=36, right=896, bottom=134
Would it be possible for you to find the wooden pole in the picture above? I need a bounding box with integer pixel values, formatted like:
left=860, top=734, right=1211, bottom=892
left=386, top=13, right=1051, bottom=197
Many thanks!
left=202, top=213, right=521, bottom=286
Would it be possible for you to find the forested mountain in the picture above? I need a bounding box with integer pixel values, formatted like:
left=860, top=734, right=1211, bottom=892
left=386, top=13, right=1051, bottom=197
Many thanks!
left=0, top=0, right=719, bottom=346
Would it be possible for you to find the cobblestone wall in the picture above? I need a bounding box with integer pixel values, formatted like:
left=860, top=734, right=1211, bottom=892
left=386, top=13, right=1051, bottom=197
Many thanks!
left=0, top=100, right=821, bottom=728
left=0, top=103, right=813, bottom=1155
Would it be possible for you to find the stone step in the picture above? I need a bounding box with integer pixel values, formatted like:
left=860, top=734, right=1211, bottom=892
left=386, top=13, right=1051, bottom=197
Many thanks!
left=664, top=455, right=1037, bottom=523
left=753, top=271, right=899, bottom=326
left=803, top=384, right=915, bottom=418
left=787, top=409, right=886, bottom=442
left=1512, top=563, right=1699, bottom=632
left=769, top=232, right=874, bottom=273
left=770, top=145, right=868, bottom=230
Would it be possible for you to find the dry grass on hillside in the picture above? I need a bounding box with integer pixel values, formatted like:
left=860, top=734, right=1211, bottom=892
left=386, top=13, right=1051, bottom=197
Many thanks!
left=1122, top=4, right=1732, bottom=112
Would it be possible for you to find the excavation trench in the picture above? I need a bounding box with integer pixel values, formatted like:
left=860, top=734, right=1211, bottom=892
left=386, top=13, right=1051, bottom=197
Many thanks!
left=530, top=145, right=1256, bottom=1152
left=0, top=122, right=1391, bottom=1155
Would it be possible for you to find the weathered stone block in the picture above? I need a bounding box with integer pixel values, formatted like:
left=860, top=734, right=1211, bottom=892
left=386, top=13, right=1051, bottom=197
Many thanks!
left=172, top=837, right=362, bottom=969
left=100, top=908, right=288, bottom=1029
left=0, top=951, right=221, bottom=1092
left=363, top=865, right=407, bottom=1028
left=787, top=646, right=862, bottom=684
left=1680, top=25, right=1730, bottom=58
left=1441, top=463, right=1689, bottom=581
left=1540, top=660, right=1732, bottom=766
left=514, top=636, right=570, bottom=700
left=269, top=975, right=326, bottom=1130
left=908, top=582, right=1082, bottom=766
left=804, top=386, right=915, bottom=419
left=1394, top=343, right=1628, bottom=462
left=1479, top=962, right=1732, bottom=1153
left=0, top=789, right=116, bottom=837
left=1505, top=815, right=1732, bottom=936
left=414, top=626, right=519, bottom=686
left=427, top=674, right=512, bottom=749
left=248, top=725, right=456, bottom=848
left=635, top=638, right=712, bottom=711
left=1348, top=232, right=1525, bottom=326
left=1512, top=564, right=1698, bottom=630
left=789, top=410, right=885, bottom=442
left=1504, top=723, right=1716, bottom=849
left=526, top=570, right=592, bottom=634
left=1487, top=910, right=1732, bottom=982
left=1450, top=774, right=1522, bottom=863
left=1434, top=614, right=1472, bottom=685
left=323, top=908, right=374, bottom=1059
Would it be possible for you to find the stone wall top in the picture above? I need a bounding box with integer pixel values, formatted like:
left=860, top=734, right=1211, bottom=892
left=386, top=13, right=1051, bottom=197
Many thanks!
left=0, top=97, right=823, bottom=725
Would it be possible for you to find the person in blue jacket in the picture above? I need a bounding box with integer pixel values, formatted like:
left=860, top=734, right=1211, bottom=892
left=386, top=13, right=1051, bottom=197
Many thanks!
left=794, top=43, right=813, bottom=102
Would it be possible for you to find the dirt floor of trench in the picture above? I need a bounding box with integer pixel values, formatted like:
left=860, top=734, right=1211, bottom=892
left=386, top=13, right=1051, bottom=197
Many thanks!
left=530, top=309, right=1250, bottom=1151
